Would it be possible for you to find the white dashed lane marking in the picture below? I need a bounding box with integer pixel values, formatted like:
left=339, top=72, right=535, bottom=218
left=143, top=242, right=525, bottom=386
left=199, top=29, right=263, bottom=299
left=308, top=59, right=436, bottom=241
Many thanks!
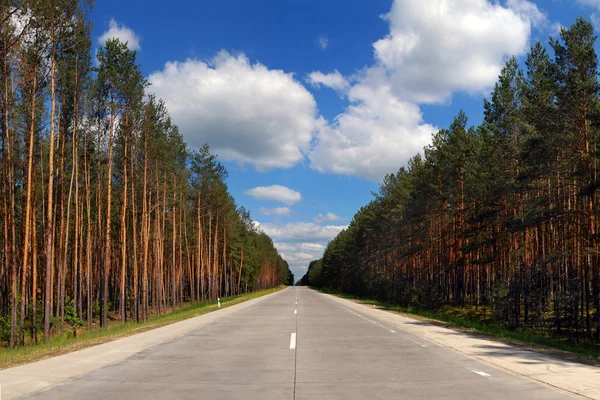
left=344, top=308, right=431, bottom=348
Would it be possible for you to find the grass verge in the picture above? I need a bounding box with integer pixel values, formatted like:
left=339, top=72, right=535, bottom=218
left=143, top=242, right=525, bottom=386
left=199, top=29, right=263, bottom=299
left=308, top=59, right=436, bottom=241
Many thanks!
left=0, top=286, right=285, bottom=370
left=315, top=287, right=600, bottom=364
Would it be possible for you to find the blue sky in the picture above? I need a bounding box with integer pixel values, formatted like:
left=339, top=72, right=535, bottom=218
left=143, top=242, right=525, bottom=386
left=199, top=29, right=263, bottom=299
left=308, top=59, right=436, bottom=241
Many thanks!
left=90, top=0, right=600, bottom=281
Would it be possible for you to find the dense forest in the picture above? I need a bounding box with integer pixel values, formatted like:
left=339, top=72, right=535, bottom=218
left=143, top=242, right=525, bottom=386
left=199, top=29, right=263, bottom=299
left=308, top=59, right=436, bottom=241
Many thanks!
left=301, top=18, right=600, bottom=344
left=0, top=1, right=293, bottom=349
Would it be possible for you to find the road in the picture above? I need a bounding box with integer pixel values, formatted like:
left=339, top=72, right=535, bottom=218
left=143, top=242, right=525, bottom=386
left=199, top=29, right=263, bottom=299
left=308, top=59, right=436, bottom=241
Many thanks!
left=16, top=287, right=580, bottom=399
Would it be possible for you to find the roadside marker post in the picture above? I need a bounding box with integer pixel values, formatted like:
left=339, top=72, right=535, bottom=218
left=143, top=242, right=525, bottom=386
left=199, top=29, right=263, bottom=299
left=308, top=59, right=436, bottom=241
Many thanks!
left=218, top=297, right=220, bottom=308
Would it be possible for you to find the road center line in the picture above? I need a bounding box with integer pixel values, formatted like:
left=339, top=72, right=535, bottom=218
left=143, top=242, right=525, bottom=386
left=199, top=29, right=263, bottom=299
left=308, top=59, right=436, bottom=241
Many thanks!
left=294, top=309, right=297, bottom=314
left=470, top=369, right=490, bottom=377
left=290, top=333, right=297, bottom=349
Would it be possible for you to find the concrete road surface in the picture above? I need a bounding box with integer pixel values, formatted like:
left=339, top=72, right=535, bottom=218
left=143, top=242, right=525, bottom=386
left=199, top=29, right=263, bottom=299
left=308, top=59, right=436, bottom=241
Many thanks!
left=9, top=287, right=593, bottom=399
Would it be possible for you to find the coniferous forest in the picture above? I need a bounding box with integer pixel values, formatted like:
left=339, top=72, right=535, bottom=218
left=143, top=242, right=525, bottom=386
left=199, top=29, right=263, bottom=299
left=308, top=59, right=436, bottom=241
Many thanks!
left=0, top=1, right=293, bottom=349
left=301, top=18, right=600, bottom=345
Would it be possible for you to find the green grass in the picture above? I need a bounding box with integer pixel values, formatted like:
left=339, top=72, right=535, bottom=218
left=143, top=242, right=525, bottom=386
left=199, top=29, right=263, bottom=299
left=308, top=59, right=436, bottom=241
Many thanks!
left=0, top=286, right=285, bottom=370
left=315, top=287, right=600, bottom=363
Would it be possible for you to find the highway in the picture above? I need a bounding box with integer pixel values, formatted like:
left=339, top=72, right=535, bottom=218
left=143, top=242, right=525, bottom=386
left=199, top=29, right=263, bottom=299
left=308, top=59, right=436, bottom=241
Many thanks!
left=12, top=287, right=585, bottom=399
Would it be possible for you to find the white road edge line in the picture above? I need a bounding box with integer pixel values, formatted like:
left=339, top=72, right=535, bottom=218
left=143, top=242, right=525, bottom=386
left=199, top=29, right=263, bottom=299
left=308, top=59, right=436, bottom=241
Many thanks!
left=290, top=333, right=297, bottom=349
left=470, top=369, right=490, bottom=377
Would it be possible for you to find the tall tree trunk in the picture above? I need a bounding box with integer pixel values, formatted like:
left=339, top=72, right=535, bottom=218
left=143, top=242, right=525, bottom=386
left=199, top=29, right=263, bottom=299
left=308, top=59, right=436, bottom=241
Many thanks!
left=102, top=86, right=115, bottom=328
left=44, top=14, right=56, bottom=341
left=141, top=109, right=149, bottom=321
left=84, top=128, right=92, bottom=330
left=171, top=181, right=176, bottom=311
left=20, top=63, right=37, bottom=346
left=131, top=136, right=139, bottom=322
left=120, top=114, right=128, bottom=325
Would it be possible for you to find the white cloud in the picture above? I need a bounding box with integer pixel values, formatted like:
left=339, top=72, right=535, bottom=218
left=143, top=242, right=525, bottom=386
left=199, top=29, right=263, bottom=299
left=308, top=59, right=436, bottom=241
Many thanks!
left=310, top=84, right=436, bottom=180
left=98, top=18, right=141, bottom=51
left=274, top=241, right=325, bottom=276
left=317, top=36, right=329, bottom=50
left=260, top=222, right=346, bottom=242
left=308, top=0, right=542, bottom=180
left=299, top=243, right=325, bottom=252
left=506, top=0, right=547, bottom=29
left=313, top=212, right=343, bottom=223
left=550, top=22, right=564, bottom=36
left=274, top=242, right=296, bottom=252
left=307, top=70, right=349, bottom=92
left=280, top=250, right=319, bottom=279
left=259, top=207, right=291, bottom=217
left=271, top=225, right=337, bottom=278
left=285, top=252, right=315, bottom=262
left=575, top=0, right=600, bottom=28
left=373, top=0, right=541, bottom=103
left=9, top=10, right=36, bottom=49
left=244, top=185, right=302, bottom=205
left=148, top=51, right=319, bottom=171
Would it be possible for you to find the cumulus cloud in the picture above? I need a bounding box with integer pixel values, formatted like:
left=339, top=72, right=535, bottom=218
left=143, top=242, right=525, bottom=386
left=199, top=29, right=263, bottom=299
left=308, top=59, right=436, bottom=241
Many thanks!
left=268, top=223, right=339, bottom=278
left=148, top=51, right=319, bottom=171
left=284, top=252, right=315, bottom=262
left=299, top=243, right=325, bottom=252
left=310, top=84, right=436, bottom=179
left=98, top=18, right=141, bottom=51
left=259, top=207, right=291, bottom=217
left=307, top=70, right=349, bottom=92
left=313, top=213, right=343, bottom=223
left=274, top=242, right=296, bottom=252
left=308, top=0, right=543, bottom=180
left=260, top=222, right=346, bottom=242
left=269, top=222, right=341, bottom=279
left=372, top=0, right=542, bottom=103
left=244, top=185, right=302, bottom=205
left=506, top=0, right=547, bottom=29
